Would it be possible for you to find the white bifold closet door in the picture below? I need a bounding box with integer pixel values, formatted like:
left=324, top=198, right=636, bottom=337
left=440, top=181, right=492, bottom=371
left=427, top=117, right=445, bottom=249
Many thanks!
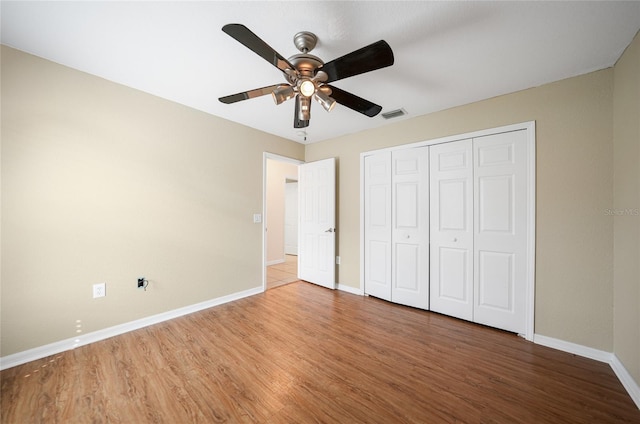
left=364, top=127, right=531, bottom=335
left=391, top=147, right=429, bottom=309
left=363, top=151, right=392, bottom=301
left=429, top=139, right=474, bottom=321
left=429, top=131, right=528, bottom=334
left=364, top=147, right=429, bottom=309
left=473, top=131, right=528, bottom=333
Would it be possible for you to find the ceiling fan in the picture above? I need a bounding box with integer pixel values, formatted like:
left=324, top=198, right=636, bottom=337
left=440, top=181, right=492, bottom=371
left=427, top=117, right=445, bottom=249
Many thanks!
left=218, top=24, right=394, bottom=129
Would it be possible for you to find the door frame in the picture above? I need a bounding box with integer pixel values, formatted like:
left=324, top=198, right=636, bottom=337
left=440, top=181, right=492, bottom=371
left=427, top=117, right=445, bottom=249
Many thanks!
left=263, top=152, right=304, bottom=292
left=360, top=121, right=536, bottom=341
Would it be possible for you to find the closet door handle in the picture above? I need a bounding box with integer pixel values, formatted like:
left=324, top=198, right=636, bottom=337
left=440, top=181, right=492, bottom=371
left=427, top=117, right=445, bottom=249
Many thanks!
left=325, top=228, right=335, bottom=233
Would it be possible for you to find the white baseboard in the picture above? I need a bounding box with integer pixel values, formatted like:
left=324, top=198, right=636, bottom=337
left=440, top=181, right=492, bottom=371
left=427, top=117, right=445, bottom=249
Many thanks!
left=266, top=259, right=285, bottom=266
left=0, top=286, right=263, bottom=371
left=534, top=334, right=640, bottom=409
left=611, top=354, right=640, bottom=409
left=533, top=334, right=613, bottom=363
left=337, top=283, right=364, bottom=296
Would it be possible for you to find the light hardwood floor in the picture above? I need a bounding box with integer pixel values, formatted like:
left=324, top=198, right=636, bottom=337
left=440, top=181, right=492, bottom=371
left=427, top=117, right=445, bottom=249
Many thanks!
left=2, top=281, right=639, bottom=423
left=266, top=254, right=298, bottom=290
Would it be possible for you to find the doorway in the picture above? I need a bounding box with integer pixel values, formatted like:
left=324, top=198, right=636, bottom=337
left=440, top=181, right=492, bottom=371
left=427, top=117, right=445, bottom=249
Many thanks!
left=264, top=154, right=302, bottom=290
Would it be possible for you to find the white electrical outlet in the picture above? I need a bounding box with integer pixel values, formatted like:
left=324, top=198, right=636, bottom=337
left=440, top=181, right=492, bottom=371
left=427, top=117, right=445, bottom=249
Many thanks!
left=93, top=283, right=106, bottom=298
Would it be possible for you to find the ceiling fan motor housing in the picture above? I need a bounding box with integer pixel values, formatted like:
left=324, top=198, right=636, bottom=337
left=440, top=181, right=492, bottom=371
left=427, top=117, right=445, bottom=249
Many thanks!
left=287, top=54, right=324, bottom=82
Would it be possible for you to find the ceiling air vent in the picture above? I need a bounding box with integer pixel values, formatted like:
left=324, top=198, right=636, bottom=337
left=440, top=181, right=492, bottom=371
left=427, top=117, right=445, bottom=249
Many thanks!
left=381, top=108, right=407, bottom=120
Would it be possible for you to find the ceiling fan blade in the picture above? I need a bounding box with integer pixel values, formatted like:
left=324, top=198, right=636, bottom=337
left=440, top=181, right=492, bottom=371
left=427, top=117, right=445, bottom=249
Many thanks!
left=320, top=40, right=394, bottom=83
left=294, top=96, right=310, bottom=128
left=326, top=85, right=383, bottom=117
left=219, top=84, right=281, bottom=104
left=222, top=24, right=295, bottom=74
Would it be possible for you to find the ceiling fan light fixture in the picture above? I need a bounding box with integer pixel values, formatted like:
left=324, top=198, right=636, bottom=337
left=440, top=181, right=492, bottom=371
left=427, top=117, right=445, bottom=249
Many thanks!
left=272, top=85, right=295, bottom=105
left=314, top=90, right=336, bottom=112
left=298, top=95, right=311, bottom=121
left=318, top=85, right=332, bottom=95
left=299, top=79, right=316, bottom=97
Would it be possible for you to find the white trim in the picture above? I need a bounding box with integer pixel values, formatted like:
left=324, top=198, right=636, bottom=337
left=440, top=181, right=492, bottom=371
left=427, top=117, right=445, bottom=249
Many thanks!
left=360, top=121, right=536, bottom=341
left=359, top=149, right=366, bottom=297
left=359, top=121, right=536, bottom=157
left=533, top=334, right=612, bottom=363
left=611, top=354, right=640, bottom=409
left=0, top=286, right=263, bottom=371
left=338, top=284, right=364, bottom=296
left=525, top=121, right=536, bottom=341
left=534, top=334, right=640, bottom=409
left=266, top=259, right=285, bottom=266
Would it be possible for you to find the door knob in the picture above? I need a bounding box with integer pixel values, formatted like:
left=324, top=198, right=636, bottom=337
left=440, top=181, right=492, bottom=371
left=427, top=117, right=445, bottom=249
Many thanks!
left=325, top=228, right=335, bottom=233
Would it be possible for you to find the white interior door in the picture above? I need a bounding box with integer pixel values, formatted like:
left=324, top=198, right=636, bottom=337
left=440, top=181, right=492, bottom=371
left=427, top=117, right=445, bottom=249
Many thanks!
left=429, top=139, right=474, bottom=321
left=473, top=131, right=527, bottom=333
left=363, top=151, right=392, bottom=301
left=298, top=158, right=336, bottom=289
left=284, top=181, right=298, bottom=255
left=391, top=147, right=430, bottom=309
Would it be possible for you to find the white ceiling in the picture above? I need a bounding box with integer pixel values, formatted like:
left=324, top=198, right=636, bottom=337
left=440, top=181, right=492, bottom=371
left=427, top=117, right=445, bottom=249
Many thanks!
left=2, top=1, right=639, bottom=144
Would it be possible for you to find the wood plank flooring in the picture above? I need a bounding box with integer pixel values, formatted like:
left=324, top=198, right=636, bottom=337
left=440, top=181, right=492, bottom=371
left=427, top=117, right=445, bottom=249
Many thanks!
left=2, top=281, right=639, bottom=423
left=266, top=255, right=298, bottom=290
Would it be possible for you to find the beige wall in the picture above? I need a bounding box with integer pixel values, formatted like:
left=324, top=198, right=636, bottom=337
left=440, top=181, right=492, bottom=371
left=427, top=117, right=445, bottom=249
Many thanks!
left=266, top=159, right=298, bottom=263
left=613, top=32, right=640, bottom=384
left=0, top=46, right=304, bottom=356
left=306, top=68, right=615, bottom=352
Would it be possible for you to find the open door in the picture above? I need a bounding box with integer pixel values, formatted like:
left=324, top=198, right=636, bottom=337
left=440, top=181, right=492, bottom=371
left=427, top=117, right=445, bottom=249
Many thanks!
left=298, top=158, right=336, bottom=289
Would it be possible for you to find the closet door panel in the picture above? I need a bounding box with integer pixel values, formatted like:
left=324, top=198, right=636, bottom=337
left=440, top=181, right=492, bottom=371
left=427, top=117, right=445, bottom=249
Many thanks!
left=364, top=152, right=392, bottom=301
left=395, top=244, right=419, bottom=290
left=477, top=251, right=513, bottom=309
left=429, top=139, right=473, bottom=321
left=391, top=147, right=429, bottom=309
left=473, top=130, right=527, bottom=334
left=438, top=247, right=470, bottom=301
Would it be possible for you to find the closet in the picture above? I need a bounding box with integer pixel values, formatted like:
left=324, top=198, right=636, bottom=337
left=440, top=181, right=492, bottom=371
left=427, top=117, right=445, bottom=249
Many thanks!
left=362, top=124, right=534, bottom=336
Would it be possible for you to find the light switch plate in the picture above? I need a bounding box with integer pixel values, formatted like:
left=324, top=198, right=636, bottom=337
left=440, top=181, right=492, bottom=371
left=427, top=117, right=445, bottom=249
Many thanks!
left=93, top=283, right=106, bottom=298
